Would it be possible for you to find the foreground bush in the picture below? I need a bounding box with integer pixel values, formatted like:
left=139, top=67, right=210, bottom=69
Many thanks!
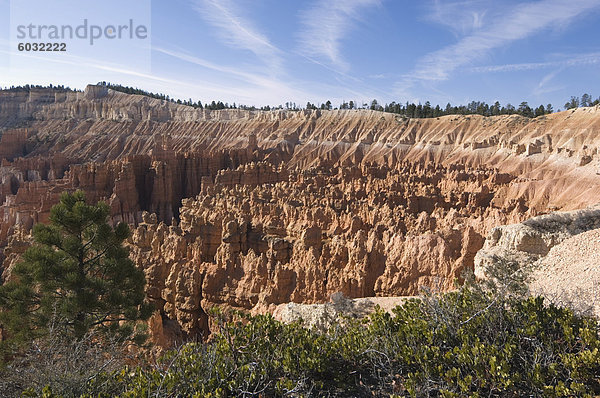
left=364, top=291, right=600, bottom=396
left=32, top=287, right=595, bottom=397
left=0, top=324, right=129, bottom=397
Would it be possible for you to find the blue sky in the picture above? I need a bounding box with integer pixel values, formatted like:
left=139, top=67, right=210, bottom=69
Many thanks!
left=0, top=0, right=599, bottom=109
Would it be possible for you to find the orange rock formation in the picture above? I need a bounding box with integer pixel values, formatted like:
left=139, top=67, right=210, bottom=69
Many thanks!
left=1, top=85, right=600, bottom=343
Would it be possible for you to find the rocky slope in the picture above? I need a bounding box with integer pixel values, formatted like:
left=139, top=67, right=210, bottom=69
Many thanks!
left=474, top=206, right=600, bottom=277
left=1, top=85, right=600, bottom=343
left=530, top=228, right=600, bottom=317
left=475, top=206, right=600, bottom=317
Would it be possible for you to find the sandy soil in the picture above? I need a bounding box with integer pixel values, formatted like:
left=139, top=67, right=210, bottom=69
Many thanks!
left=530, top=228, right=600, bottom=317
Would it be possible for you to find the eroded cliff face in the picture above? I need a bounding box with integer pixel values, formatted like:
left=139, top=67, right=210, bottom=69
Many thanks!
left=1, top=85, right=600, bottom=344
left=128, top=161, right=531, bottom=338
left=0, top=146, right=257, bottom=249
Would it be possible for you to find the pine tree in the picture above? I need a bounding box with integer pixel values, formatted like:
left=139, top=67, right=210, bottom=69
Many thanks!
left=0, top=191, right=151, bottom=345
left=518, top=102, right=533, bottom=117
left=565, top=96, right=579, bottom=110
left=491, top=101, right=501, bottom=116
left=581, top=93, right=592, bottom=107
left=534, top=105, right=546, bottom=117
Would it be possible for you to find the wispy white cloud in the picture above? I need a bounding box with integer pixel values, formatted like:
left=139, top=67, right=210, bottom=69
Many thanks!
left=428, top=0, right=490, bottom=36
left=470, top=52, right=600, bottom=73
left=156, top=44, right=395, bottom=106
left=191, top=0, right=282, bottom=69
left=409, top=0, right=600, bottom=82
left=156, top=46, right=269, bottom=84
left=154, top=46, right=329, bottom=104
left=298, top=0, right=380, bottom=72
left=532, top=68, right=565, bottom=97
left=174, top=0, right=393, bottom=104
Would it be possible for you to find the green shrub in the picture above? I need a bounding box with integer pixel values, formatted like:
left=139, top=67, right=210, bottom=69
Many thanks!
left=90, top=311, right=367, bottom=397
left=363, top=290, right=600, bottom=396
left=69, top=288, right=600, bottom=397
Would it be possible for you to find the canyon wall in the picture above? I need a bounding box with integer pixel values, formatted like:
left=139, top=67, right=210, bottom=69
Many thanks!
left=1, top=85, right=600, bottom=343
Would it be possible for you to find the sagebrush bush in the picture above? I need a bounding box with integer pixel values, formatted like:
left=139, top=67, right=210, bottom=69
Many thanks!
left=0, top=323, right=129, bottom=397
